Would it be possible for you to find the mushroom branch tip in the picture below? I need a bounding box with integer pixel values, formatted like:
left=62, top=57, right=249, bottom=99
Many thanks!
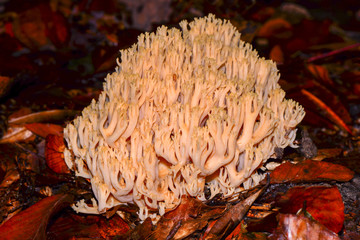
left=64, top=14, right=305, bottom=221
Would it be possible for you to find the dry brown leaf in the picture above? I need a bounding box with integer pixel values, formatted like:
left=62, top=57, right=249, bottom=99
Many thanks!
left=204, top=186, right=266, bottom=239
left=8, top=109, right=78, bottom=126
left=120, top=196, right=225, bottom=240
left=0, top=126, right=35, bottom=144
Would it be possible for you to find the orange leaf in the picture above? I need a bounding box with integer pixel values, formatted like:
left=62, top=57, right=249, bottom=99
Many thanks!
left=307, top=64, right=334, bottom=86
left=257, top=18, right=292, bottom=38
left=0, top=194, right=74, bottom=240
left=301, top=89, right=353, bottom=135
left=25, top=123, right=63, bottom=138
left=45, top=134, right=69, bottom=174
left=269, top=45, right=284, bottom=64
left=275, top=186, right=344, bottom=233
left=270, top=159, right=354, bottom=184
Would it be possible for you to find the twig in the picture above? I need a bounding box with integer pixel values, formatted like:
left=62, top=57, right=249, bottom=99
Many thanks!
left=307, top=43, right=360, bottom=63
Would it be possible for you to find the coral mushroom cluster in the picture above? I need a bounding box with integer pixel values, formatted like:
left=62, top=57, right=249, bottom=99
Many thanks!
left=64, top=14, right=305, bottom=220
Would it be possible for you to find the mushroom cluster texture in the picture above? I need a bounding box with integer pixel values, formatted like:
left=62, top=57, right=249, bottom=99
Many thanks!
left=64, top=14, right=305, bottom=221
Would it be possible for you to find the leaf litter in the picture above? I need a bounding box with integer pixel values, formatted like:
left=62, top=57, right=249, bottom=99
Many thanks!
left=0, top=0, right=360, bottom=239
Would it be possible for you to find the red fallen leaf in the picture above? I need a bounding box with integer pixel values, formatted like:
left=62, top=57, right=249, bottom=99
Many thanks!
left=45, top=134, right=69, bottom=174
left=288, top=85, right=352, bottom=128
left=271, top=213, right=340, bottom=240
left=269, top=45, right=284, bottom=64
left=0, top=194, right=74, bottom=240
left=0, top=76, right=12, bottom=98
left=286, top=37, right=309, bottom=53
left=12, top=6, right=49, bottom=49
left=257, top=18, right=292, bottom=38
left=10, top=3, right=69, bottom=49
left=225, top=223, right=267, bottom=240
left=251, top=6, right=275, bottom=22
left=47, top=212, right=130, bottom=239
left=301, top=89, right=353, bottom=135
left=42, top=7, right=69, bottom=47
left=275, top=186, right=344, bottom=233
left=4, top=22, right=15, bottom=37
left=269, top=159, right=354, bottom=184
left=307, top=64, right=334, bottom=87
left=25, top=123, right=63, bottom=138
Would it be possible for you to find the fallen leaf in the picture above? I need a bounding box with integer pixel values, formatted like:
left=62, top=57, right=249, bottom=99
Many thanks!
left=269, top=44, right=284, bottom=64
left=0, top=144, right=20, bottom=188
left=25, top=123, right=63, bottom=138
left=0, top=76, right=12, bottom=98
left=45, top=134, right=69, bottom=174
left=269, top=159, right=354, bottom=184
left=307, top=64, right=334, bottom=87
left=8, top=109, right=78, bottom=125
left=312, top=148, right=343, bottom=161
left=47, top=212, right=130, bottom=239
left=251, top=7, right=275, bottom=21
left=275, top=186, right=344, bottom=233
left=225, top=223, right=268, bottom=240
left=246, top=211, right=279, bottom=233
left=0, top=194, right=74, bottom=240
left=257, top=18, right=292, bottom=38
left=300, top=89, right=353, bottom=135
left=153, top=197, right=225, bottom=240
left=120, top=196, right=225, bottom=240
left=271, top=213, right=340, bottom=240
left=42, top=7, right=69, bottom=47
left=205, top=185, right=266, bottom=239
left=12, top=6, right=49, bottom=49
left=117, top=218, right=153, bottom=240
left=0, top=126, right=35, bottom=144
left=8, top=107, right=32, bottom=121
